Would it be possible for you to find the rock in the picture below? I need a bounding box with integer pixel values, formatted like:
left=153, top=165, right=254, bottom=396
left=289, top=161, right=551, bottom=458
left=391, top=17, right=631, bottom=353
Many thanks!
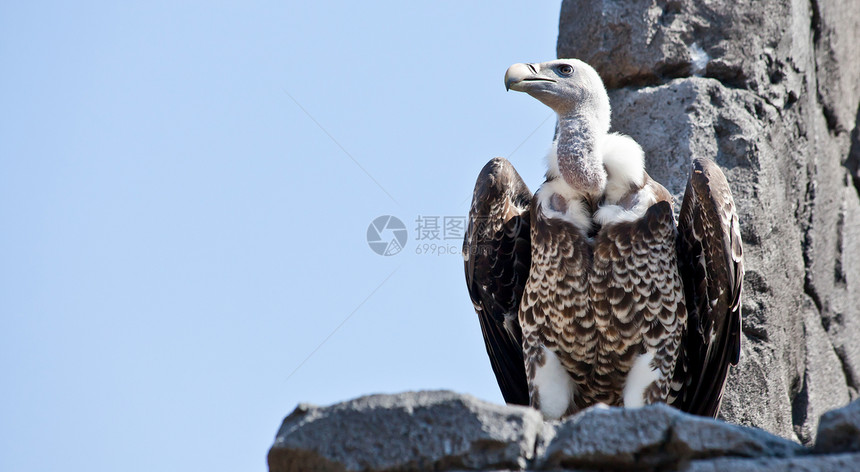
left=847, top=107, right=860, bottom=192
left=268, top=392, right=860, bottom=472
left=539, top=403, right=804, bottom=470
left=670, top=410, right=805, bottom=460
left=810, top=0, right=860, bottom=134
left=558, top=0, right=810, bottom=109
left=558, top=0, right=702, bottom=88
left=558, top=0, right=860, bottom=128
left=814, top=399, right=860, bottom=454
left=684, top=453, right=860, bottom=472
left=539, top=404, right=678, bottom=469
left=267, top=390, right=547, bottom=472
left=792, top=297, right=851, bottom=444
left=268, top=392, right=860, bottom=471
left=563, top=0, right=860, bottom=443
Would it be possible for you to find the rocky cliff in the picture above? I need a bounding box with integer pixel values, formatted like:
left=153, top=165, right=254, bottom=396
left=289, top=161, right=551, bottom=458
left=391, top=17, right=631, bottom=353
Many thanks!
left=268, top=391, right=860, bottom=471
left=269, top=0, right=860, bottom=469
left=557, top=0, right=860, bottom=444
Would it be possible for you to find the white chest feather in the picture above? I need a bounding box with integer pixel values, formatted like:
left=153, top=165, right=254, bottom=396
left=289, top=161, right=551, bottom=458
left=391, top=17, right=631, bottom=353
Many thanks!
left=533, top=345, right=576, bottom=420
left=540, top=133, right=655, bottom=230
left=622, top=351, right=661, bottom=408
left=536, top=178, right=592, bottom=231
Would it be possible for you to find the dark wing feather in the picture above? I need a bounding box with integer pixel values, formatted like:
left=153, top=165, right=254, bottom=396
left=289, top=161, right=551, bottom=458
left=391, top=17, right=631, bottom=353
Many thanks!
left=671, top=158, right=744, bottom=417
left=464, top=157, right=532, bottom=406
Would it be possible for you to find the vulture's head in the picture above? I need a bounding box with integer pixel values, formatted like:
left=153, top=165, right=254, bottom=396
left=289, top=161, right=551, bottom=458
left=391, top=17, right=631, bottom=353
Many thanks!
left=504, top=59, right=610, bottom=131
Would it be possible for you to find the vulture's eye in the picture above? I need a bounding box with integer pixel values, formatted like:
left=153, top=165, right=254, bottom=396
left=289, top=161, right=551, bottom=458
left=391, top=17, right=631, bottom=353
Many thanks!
left=558, top=64, right=573, bottom=75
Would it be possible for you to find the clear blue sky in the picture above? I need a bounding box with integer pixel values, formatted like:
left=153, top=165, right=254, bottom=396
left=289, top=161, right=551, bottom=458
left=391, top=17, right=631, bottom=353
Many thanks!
left=0, top=2, right=561, bottom=471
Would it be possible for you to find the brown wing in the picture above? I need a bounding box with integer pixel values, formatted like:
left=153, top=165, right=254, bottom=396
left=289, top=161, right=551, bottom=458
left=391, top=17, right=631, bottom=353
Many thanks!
left=464, top=157, right=532, bottom=406
left=670, top=158, right=744, bottom=417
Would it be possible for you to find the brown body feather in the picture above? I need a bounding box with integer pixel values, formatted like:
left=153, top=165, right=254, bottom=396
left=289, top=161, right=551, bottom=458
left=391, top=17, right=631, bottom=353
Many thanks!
left=465, top=160, right=742, bottom=418
left=520, top=175, right=685, bottom=412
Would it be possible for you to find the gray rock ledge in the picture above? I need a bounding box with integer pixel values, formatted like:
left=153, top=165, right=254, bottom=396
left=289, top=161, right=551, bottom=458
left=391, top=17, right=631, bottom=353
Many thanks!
left=268, top=391, right=860, bottom=471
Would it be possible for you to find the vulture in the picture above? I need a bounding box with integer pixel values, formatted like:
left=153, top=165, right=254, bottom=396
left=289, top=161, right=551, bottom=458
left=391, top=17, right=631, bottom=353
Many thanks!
left=463, top=59, right=743, bottom=420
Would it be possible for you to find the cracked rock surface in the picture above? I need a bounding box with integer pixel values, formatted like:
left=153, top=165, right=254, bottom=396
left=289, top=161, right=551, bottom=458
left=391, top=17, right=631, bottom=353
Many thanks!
left=268, top=391, right=548, bottom=472
left=268, top=391, right=860, bottom=471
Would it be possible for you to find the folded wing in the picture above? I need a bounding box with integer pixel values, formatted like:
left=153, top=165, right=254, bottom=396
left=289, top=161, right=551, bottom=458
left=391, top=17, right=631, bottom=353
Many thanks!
left=464, top=157, right=532, bottom=406
left=671, top=158, right=744, bottom=417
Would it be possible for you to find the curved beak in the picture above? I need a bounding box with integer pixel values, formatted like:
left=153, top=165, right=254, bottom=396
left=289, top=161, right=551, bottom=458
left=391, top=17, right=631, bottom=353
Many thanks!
left=505, top=63, right=555, bottom=91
